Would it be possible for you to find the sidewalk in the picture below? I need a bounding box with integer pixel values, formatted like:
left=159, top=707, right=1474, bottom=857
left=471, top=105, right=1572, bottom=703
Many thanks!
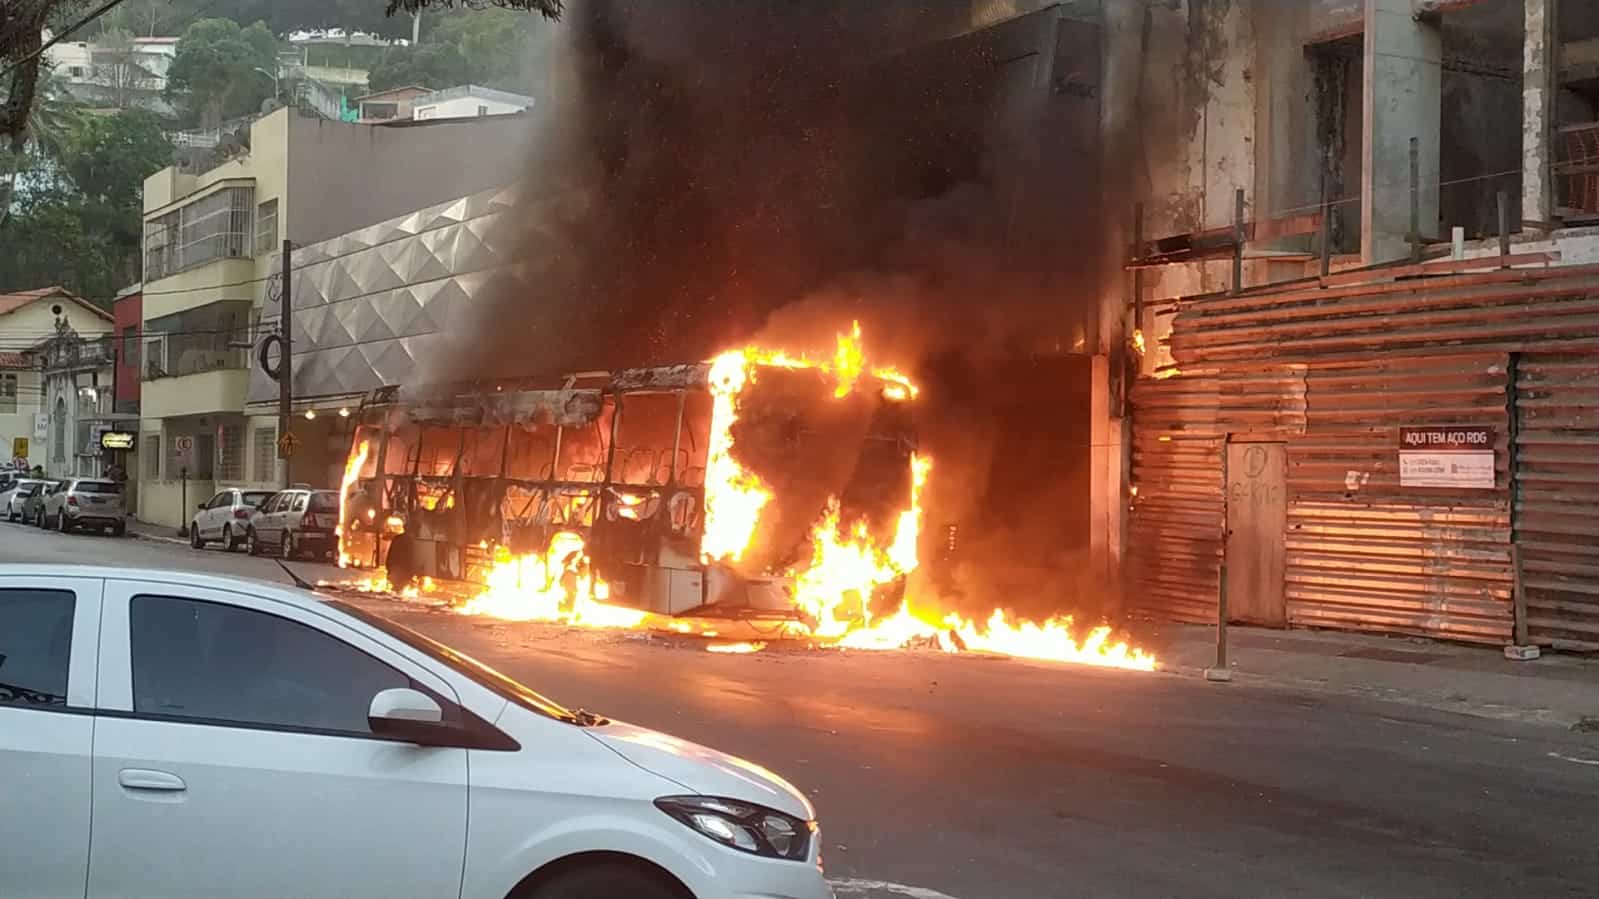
left=125, top=518, right=188, bottom=546
left=1146, top=621, right=1599, bottom=731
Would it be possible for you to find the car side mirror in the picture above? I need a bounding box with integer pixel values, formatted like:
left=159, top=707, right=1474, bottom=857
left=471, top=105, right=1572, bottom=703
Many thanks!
left=368, top=687, right=455, bottom=746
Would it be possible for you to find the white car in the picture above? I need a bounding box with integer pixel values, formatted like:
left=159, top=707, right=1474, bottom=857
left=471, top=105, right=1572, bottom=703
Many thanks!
left=0, top=566, right=830, bottom=899
left=0, top=477, right=42, bottom=521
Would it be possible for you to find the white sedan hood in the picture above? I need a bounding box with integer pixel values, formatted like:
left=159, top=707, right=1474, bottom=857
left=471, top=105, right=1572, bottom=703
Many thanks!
left=588, top=721, right=814, bottom=821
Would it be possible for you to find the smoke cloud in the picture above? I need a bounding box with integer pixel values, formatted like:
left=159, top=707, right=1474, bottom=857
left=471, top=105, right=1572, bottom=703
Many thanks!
left=433, top=0, right=1127, bottom=624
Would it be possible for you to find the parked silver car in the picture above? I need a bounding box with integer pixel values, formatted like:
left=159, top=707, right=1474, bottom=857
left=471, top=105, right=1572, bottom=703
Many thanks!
left=25, top=481, right=62, bottom=527
left=40, top=478, right=126, bottom=535
left=247, top=487, right=340, bottom=560
left=189, top=488, right=275, bottom=551
left=0, top=478, right=43, bottom=521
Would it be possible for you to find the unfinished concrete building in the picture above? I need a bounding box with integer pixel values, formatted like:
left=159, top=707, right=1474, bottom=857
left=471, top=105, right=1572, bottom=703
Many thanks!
left=1126, top=0, right=1599, bottom=653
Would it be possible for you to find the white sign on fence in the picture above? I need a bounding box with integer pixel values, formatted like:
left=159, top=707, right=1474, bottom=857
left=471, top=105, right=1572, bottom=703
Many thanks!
left=1397, top=426, right=1495, bottom=489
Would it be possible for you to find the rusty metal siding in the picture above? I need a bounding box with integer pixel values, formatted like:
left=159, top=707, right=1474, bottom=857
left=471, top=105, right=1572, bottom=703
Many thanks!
left=1169, top=262, right=1599, bottom=367
left=1515, top=354, right=1599, bottom=650
left=1127, top=374, right=1222, bottom=623
left=1284, top=354, right=1513, bottom=644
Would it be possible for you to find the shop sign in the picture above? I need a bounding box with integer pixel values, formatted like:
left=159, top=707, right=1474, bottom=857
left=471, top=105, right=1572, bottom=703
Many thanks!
left=99, top=430, right=136, bottom=451
left=1398, top=426, right=1494, bottom=489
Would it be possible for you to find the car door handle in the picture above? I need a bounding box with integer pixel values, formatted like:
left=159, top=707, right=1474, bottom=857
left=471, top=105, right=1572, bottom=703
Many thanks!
left=119, top=769, right=187, bottom=792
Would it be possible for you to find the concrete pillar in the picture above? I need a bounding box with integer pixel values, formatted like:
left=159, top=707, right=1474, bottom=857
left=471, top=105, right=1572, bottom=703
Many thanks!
left=1523, top=0, right=1558, bottom=228
left=1361, top=0, right=1442, bottom=264
left=1089, top=354, right=1122, bottom=615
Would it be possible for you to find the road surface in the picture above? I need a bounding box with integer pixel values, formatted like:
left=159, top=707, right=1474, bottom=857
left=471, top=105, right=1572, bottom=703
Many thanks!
left=5, top=522, right=1598, bottom=899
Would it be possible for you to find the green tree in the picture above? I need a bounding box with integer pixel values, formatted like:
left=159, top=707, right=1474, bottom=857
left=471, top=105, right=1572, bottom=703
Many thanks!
left=166, top=18, right=280, bottom=129
left=0, top=110, right=170, bottom=298
left=4, top=0, right=561, bottom=147
left=63, top=109, right=172, bottom=210
left=366, top=9, right=535, bottom=92
left=0, top=187, right=123, bottom=304
left=0, top=67, right=83, bottom=226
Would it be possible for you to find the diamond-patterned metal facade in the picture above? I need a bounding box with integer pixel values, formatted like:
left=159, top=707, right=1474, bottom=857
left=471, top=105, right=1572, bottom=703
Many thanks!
left=247, top=184, right=520, bottom=406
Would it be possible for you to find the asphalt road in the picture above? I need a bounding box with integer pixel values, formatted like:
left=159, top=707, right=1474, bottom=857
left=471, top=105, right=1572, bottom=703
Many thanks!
left=5, top=522, right=1599, bottom=899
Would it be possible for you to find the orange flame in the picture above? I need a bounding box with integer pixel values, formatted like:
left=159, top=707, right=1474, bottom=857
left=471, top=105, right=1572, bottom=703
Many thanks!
left=337, top=439, right=370, bottom=568
left=706, top=642, right=766, bottom=654
left=330, top=322, right=1155, bottom=671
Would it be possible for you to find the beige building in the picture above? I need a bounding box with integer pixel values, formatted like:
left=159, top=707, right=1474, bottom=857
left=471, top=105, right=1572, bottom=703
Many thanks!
left=136, top=106, right=529, bottom=529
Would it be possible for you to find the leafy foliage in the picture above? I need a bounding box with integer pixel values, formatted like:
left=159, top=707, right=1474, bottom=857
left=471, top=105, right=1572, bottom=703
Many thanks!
left=385, top=0, right=561, bottom=20
left=0, top=109, right=171, bottom=300
left=166, top=18, right=279, bottom=128
left=367, top=8, right=534, bottom=92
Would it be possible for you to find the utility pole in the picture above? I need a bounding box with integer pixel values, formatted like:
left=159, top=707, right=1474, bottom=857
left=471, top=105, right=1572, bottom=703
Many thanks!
left=412, top=10, right=422, bottom=44
left=278, top=238, right=293, bottom=488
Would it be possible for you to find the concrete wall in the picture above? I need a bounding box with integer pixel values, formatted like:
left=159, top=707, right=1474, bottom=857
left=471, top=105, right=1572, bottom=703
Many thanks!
left=284, top=114, right=529, bottom=249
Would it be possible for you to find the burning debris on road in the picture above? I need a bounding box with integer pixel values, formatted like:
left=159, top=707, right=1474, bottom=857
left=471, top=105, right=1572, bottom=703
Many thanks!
left=324, top=323, right=1155, bottom=672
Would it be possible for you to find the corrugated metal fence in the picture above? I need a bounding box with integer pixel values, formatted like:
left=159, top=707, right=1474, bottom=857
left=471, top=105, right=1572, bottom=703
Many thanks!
left=1129, top=257, right=1599, bottom=647
left=1515, top=353, right=1599, bottom=650
left=1284, top=354, right=1512, bottom=643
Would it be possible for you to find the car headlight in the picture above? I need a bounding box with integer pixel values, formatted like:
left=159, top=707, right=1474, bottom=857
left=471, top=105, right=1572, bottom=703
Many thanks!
left=654, top=796, right=814, bottom=861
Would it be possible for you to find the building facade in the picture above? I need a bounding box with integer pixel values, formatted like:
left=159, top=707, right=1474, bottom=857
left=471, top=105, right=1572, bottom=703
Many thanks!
left=1122, top=0, right=1599, bottom=651
left=136, top=106, right=530, bottom=528
left=37, top=318, right=127, bottom=481
left=412, top=85, right=534, bottom=121
left=0, top=289, right=112, bottom=470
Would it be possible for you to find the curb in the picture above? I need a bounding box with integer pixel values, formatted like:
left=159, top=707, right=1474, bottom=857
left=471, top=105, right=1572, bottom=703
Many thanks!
left=126, top=528, right=189, bottom=547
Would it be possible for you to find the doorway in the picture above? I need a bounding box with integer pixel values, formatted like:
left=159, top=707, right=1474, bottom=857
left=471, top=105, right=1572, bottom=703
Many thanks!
left=1226, top=442, right=1288, bottom=626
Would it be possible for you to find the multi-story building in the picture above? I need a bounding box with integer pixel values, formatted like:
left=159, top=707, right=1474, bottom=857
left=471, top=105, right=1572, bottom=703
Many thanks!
left=44, top=34, right=179, bottom=113
left=0, top=288, right=113, bottom=470
left=136, top=105, right=531, bottom=528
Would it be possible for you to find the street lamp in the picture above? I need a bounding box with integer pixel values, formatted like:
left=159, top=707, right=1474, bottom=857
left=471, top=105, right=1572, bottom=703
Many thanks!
left=254, top=66, right=280, bottom=101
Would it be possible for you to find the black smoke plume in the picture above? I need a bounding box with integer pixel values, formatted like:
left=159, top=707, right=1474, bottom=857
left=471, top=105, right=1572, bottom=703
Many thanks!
left=436, top=0, right=1127, bottom=624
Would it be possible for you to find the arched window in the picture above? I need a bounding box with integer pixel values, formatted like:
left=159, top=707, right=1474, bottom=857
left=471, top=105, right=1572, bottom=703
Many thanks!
left=52, top=397, right=67, bottom=464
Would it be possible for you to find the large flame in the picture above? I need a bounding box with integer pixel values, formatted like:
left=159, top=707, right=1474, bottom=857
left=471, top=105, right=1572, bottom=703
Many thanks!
left=337, top=439, right=371, bottom=568
left=331, top=322, right=1155, bottom=672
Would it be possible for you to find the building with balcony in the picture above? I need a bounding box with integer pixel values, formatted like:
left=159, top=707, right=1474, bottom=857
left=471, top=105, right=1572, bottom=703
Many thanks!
left=137, top=105, right=530, bottom=528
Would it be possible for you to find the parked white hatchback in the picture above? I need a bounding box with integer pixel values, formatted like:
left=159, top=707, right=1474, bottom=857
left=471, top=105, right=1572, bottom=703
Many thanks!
left=0, top=566, right=831, bottom=899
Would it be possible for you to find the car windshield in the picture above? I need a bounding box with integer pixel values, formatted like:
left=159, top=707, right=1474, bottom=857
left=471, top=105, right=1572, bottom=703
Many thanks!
left=75, top=481, right=119, bottom=494
left=242, top=491, right=273, bottom=507
left=327, top=600, right=584, bottom=726
left=308, top=492, right=339, bottom=512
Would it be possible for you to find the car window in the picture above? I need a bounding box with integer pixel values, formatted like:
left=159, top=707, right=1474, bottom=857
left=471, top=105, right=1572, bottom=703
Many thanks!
left=205, top=492, right=229, bottom=510
left=242, top=491, right=273, bottom=508
left=309, top=492, right=338, bottom=512
left=129, top=595, right=410, bottom=736
left=291, top=494, right=308, bottom=512
left=0, top=589, right=75, bottom=708
left=75, top=481, right=119, bottom=495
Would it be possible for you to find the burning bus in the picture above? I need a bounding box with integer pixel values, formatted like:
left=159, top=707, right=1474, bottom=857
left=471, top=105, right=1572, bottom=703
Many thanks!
left=337, top=330, right=921, bottom=635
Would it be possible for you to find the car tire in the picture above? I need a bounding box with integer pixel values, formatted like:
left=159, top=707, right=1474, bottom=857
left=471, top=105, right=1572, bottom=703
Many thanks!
left=190, top=524, right=206, bottom=550
left=223, top=524, right=237, bottom=552
left=34, top=509, right=43, bottom=528
left=246, top=528, right=259, bottom=556
left=112, top=521, right=125, bottom=537
left=281, top=530, right=295, bottom=560
left=57, top=511, right=70, bottom=534
left=525, top=864, right=688, bottom=899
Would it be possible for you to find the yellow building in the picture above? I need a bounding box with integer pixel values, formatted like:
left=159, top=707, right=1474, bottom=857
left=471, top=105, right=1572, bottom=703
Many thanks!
left=137, top=106, right=529, bottom=529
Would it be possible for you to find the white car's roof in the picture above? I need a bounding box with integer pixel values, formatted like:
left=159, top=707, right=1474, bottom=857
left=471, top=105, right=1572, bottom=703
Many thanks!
left=0, top=564, right=329, bottom=612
